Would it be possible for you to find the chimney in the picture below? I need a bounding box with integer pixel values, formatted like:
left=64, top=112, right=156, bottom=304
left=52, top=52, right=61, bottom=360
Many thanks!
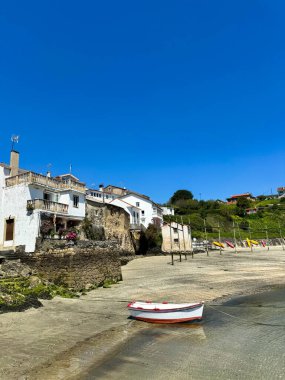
left=10, top=150, right=19, bottom=177
left=99, top=184, right=104, bottom=192
left=46, top=171, right=51, bottom=178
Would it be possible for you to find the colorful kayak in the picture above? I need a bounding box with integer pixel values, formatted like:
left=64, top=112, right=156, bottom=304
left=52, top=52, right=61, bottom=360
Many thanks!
left=246, top=238, right=259, bottom=247
left=128, top=301, right=204, bottom=324
left=213, top=241, right=224, bottom=248
left=225, top=240, right=235, bottom=248
left=246, top=238, right=252, bottom=247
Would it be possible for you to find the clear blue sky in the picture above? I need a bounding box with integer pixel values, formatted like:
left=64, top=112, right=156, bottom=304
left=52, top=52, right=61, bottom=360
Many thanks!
left=0, top=1, right=284, bottom=203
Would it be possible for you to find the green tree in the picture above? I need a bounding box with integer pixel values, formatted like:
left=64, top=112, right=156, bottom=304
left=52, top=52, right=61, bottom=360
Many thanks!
left=235, top=197, right=252, bottom=217
left=170, top=190, right=194, bottom=205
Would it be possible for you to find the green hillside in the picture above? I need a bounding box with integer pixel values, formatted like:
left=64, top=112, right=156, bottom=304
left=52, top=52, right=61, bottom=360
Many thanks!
left=163, top=190, right=285, bottom=240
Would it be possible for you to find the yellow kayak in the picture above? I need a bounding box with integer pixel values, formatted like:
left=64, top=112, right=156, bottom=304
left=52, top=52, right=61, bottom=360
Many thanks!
left=213, top=241, right=224, bottom=248
left=246, top=238, right=259, bottom=247
left=246, top=238, right=251, bottom=247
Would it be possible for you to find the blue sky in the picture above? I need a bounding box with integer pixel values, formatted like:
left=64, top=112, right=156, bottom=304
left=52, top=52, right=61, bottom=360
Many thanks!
left=0, top=1, right=284, bottom=203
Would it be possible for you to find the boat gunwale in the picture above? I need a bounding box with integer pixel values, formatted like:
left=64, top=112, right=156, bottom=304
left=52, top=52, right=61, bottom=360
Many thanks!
left=128, top=302, right=204, bottom=313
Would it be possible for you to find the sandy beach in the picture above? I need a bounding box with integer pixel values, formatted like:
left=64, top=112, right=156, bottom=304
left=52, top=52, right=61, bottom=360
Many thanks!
left=1, top=247, right=285, bottom=380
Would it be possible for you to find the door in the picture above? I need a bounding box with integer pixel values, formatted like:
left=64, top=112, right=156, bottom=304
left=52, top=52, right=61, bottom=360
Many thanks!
left=5, top=219, right=15, bottom=241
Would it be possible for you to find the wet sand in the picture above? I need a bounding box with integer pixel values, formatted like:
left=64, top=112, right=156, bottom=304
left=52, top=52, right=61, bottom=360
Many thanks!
left=83, top=288, right=285, bottom=380
left=1, top=247, right=285, bottom=379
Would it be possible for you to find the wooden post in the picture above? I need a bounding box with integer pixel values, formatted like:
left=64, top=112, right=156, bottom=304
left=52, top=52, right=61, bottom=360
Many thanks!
left=188, top=218, right=193, bottom=259
left=278, top=221, right=285, bottom=251
left=169, top=222, right=174, bottom=265
left=204, top=219, right=209, bottom=256
left=218, top=221, right=222, bottom=255
left=233, top=221, right=238, bottom=254
left=237, top=222, right=242, bottom=244
left=181, top=216, right=187, bottom=260
left=176, top=219, right=182, bottom=262
left=265, top=224, right=269, bottom=251
left=249, top=221, right=253, bottom=252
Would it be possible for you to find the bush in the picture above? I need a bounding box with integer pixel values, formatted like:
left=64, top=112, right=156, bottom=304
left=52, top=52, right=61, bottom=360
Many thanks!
left=40, top=220, right=54, bottom=237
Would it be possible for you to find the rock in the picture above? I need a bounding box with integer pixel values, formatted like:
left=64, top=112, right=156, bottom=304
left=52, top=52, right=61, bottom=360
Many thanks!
left=0, top=260, right=33, bottom=278
left=29, top=276, right=42, bottom=287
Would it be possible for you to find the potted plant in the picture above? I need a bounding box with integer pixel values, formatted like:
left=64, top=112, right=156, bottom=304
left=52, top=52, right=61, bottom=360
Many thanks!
left=65, top=231, right=78, bottom=245
left=26, top=202, right=34, bottom=212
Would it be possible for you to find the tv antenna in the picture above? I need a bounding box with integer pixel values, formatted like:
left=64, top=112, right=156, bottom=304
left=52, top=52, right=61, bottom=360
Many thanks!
left=11, top=135, right=20, bottom=150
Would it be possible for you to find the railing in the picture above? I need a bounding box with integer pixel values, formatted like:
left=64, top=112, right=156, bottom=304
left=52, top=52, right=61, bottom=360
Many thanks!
left=6, top=171, right=85, bottom=192
left=130, top=223, right=141, bottom=230
left=27, top=199, right=69, bottom=214
left=152, top=210, right=163, bottom=217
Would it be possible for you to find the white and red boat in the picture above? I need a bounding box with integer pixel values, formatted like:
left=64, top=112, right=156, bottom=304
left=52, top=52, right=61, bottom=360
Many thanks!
left=127, top=301, right=204, bottom=323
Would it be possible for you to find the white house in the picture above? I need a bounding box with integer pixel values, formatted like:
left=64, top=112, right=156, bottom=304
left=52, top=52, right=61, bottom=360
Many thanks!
left=161, top=206, right=175, bottom=216
left=0, top=151, right=86, bottom=252
left=87, top=185, right=163, bottom=229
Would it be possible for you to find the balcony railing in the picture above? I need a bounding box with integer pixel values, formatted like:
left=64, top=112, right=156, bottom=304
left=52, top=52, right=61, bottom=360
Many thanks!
left=27, top=199, right=69, bottom=214
left=6, top=171, right=85, bottom=192
left=130, top=223, right=141, bottom=230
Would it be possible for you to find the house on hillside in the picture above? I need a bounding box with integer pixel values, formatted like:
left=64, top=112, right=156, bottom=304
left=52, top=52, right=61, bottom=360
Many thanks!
left=0, top=150, right=86, bottom=252
left=277, top=187, right=285, bottom=198
left=226, top=192, right=255, bottom=205
left=87, top=185, right=163, bottom=229
left=161, top=206, right=175, bottom=216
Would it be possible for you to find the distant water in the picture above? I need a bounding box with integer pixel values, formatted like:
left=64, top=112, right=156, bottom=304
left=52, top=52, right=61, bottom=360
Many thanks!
left=83, top=288, right=285, bottom=380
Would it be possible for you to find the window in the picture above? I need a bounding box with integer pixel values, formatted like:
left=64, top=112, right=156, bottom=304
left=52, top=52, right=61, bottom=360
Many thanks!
left=73, top=195, right=79, bottom=208
left=136, top=202, right=140, bottom=207
left=5, top=219, right=14, bottom=241
left=43, top=192, right=52, bottom=201
left=173, top=228, right=178, bottom=233
left=142, top=210, right=145, bottom=215
left=174, top=238, right=179, bottom=243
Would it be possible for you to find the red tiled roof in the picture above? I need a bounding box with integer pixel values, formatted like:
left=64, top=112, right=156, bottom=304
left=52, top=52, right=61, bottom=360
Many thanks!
left=228, top=193, right=252, bottom=199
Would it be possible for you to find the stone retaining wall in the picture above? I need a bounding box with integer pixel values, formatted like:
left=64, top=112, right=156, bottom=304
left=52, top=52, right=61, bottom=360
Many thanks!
left=19, top=240, right=122, bottom=290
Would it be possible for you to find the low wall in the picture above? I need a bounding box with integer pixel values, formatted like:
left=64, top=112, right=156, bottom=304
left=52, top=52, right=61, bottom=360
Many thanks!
left=19, top=240, right=122, bottom=291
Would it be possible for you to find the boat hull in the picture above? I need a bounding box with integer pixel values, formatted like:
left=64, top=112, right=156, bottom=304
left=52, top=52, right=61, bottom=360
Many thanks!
left=128, top=302, right=204, bottom=324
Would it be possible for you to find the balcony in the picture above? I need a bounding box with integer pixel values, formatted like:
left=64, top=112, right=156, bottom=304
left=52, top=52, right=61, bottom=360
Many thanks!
left=6, top=171, right=86, bottom=193
left=27, top=199, right=69, bottom=214
left=130, top=223, right=141, bottom=230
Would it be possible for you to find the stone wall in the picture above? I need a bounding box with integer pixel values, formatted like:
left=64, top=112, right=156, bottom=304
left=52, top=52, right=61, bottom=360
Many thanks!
left=85, top=200, right=135, bottom=255
left=20, top=240, right=122, bottom=290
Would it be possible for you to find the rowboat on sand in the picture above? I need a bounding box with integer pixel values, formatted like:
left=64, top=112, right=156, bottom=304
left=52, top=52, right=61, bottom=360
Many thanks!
left=127, top=301, right=204, bottom=323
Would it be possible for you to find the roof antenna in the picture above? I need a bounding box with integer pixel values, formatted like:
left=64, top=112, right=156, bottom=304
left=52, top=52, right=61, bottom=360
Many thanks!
left=11, top=135, right=20, bottom=151
left=47, top=163, right=52, bottom=177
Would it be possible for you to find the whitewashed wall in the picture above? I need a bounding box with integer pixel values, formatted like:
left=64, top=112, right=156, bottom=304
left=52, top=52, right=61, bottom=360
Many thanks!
left=120, top=194, right=162, bottom=228
left=59, top=191, right=85, bottom=218
left=0, top=184, right=40, bottom=252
